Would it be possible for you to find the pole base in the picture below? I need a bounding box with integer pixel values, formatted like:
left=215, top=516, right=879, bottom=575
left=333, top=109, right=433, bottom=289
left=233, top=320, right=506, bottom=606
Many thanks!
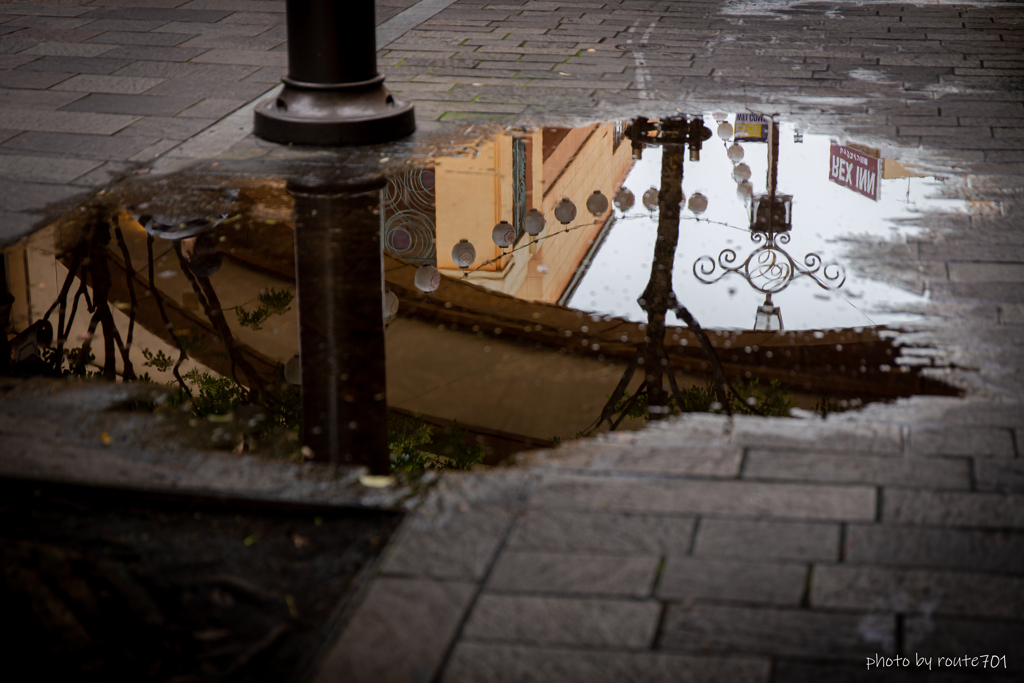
left=254, top=76, right=415, bottom=146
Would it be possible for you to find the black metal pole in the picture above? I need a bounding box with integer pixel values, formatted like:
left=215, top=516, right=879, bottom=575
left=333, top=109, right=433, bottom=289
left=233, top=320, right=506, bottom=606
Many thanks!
left=254, top=0, right=415, bottom=146
left=291, top=178, right=390, bottom=474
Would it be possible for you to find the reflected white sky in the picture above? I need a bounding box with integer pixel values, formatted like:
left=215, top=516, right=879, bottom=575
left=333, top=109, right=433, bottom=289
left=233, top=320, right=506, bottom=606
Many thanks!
left=567, top=118, right=965, bottom=330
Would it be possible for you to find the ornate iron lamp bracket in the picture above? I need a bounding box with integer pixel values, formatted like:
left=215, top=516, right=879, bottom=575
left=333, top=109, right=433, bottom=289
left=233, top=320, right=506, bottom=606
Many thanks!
left=693, top=231, right=846, bottom=295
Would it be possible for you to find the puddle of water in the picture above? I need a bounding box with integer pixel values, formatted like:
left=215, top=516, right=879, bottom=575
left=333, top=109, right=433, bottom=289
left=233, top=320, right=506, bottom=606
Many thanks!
left=570, top=117, right=962, bottom=331
left=1, top=114, right=962, bottom=473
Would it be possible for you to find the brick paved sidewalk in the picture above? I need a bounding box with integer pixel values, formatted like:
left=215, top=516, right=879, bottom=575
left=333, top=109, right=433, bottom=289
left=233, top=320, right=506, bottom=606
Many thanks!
left=320, top=401, right=1024, bottom=682
left=0, top=0, right=426, bottom=243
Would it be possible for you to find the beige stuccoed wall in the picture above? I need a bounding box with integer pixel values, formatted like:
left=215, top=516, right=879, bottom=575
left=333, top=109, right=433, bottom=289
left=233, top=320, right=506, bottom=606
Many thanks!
left=528, top=123, right=634, bottom=304
left=434, top=134, right=511, bottom=273
left=433, top=125, right=634, bottom=304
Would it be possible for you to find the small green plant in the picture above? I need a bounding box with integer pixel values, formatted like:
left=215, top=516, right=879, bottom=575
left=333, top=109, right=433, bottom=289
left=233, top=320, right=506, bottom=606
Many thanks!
left=550, top=430, right=587, bottom=448
left=732, top=378, right=795, bottom=417
left=388, top=413, right=485, bottom=474
left=675, top=380, right=719, bottom=413
left=236, top=288, right=294, bottom=331
left=36, top=346, right=98, bottom=378
left=591, top=375, right=797, bottom=440
left=180, top=368, right=246, bottom=417
left=155, top=363, right=302, bottom=455
left=141, top=348, right=174, bottom=372
left=173, top=327, right=208, bottom=355
left=612, top=389, right=650, bottom=420
left=815, top=395, right=842, bottom=417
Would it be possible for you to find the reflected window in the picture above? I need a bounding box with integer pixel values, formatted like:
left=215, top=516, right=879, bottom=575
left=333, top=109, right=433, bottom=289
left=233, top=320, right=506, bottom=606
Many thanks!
left=512, top=137, right=527, bottom=245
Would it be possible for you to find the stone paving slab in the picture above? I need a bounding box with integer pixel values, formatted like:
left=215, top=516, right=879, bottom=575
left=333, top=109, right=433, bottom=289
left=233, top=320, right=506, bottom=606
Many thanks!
left=743, top=450, right=971, bottom=489
left=529, top=474, right=877, bottom=521
left=2, top=130, right=160, bottom=159
left=909, top=425, right=1016, bottom=458
left=539, top=443, right=743, bottom=476
left=380, top=502, right=517, bottom=581
left=883, top=489, right=1024, bottom=529
left=906, top=617, right=1024, bottom=673
left=505, top=508, right=695, bottom=555
left=811, top=565, right=1024, bottom=620
left=463, top=593, right=661, bottom=647
left=658, top=557, right=807, bottom=606
left=693, top=519, right=840, bottom=562
left=487, top=549, right=659, bottom=597
left=59, top=91, right=201, bottom=115
left=0, top=179, right=83, bottom=212
left=844, top=523, right=1024, bottom=573
left=314, top=578, right=477, bottom=683
left=443, top=644, right=771, bottom=683
left=659, top=604, right=893, bottom=660
left=975, top=458, right=1024, bottom=493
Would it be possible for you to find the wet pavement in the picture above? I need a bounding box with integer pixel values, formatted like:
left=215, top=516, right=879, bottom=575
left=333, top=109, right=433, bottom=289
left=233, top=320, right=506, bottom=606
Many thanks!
left=1, top=477, right=401, bottom=682
left=2, top=0, right=1024, bottom=681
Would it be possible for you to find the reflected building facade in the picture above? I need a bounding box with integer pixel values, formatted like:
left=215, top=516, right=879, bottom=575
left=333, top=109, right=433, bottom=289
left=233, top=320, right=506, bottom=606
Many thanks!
left=381, top=124, right=634, bottom=304
left=0, top=121, right=960, bottom=465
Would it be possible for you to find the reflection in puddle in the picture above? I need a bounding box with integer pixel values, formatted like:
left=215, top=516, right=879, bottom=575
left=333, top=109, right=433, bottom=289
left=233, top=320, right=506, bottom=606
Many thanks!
left=1, top=115, right=962, bottom=473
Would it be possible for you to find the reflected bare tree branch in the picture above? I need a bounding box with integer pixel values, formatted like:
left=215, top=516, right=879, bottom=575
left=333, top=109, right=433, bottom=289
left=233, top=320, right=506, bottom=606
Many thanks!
left=146, top=235, right=190, bottom=393
left=172, top=241, right=265, bottom=398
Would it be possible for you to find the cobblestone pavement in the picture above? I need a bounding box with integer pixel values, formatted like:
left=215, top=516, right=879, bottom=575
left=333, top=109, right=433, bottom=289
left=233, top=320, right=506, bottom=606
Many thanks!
left=0, top=0, right=423, bottom=242
left=321, top=401, right=1024, bottom=683
left=2, top=0, right=1024, bottom=682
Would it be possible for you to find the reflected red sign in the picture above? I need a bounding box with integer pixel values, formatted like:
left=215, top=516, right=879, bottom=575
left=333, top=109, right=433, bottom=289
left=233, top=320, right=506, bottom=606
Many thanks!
left=829, top=142, right=880, bottom=201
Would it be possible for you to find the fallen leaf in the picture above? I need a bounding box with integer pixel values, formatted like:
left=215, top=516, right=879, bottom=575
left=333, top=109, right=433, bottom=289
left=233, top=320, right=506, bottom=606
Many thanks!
left=285, top=594, right=299, bottom=619
left=100, top=432, right=111, bottom=445
left=359, top=475, right=396, bottom=488
left=292, top=534, right=309, bottom=549
left=193, top=628, right=230, bottom=642
left=243, top=535, right=256, bottom=546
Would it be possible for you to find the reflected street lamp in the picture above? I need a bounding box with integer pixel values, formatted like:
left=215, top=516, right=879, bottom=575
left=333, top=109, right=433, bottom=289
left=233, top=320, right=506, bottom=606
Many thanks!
left=692, top=116, right=845, bottom=330
left=754, top=293, right=783, bottom=331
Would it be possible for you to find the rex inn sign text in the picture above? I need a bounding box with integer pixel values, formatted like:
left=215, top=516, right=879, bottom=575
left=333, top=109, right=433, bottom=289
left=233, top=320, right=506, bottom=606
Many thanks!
left=829, top=142, right=880, bottom=201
